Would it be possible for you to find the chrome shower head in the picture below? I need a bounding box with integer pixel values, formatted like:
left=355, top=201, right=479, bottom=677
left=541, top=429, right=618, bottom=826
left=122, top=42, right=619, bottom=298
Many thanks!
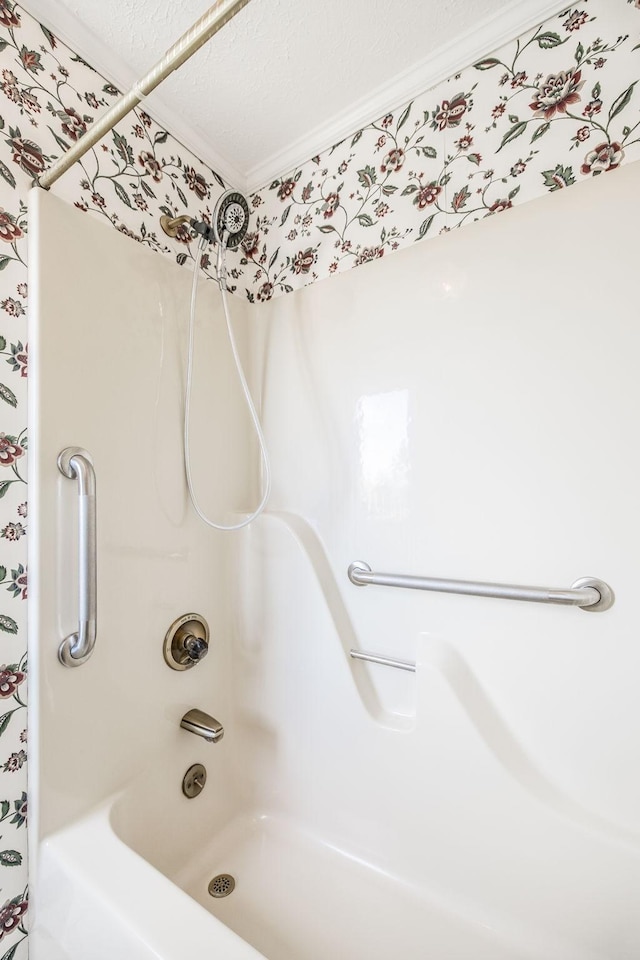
left=212, top=190, right=250, bottom=249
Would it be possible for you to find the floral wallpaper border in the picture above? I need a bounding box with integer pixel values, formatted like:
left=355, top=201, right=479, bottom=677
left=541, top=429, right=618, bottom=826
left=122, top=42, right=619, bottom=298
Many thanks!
left=0, top=0, right=634, bottom=956
left=240, top=0, right=640, bottom=301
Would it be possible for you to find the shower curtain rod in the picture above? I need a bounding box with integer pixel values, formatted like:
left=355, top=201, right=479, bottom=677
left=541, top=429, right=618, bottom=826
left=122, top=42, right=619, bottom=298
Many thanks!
left=37, top=0, right=252, bottom=190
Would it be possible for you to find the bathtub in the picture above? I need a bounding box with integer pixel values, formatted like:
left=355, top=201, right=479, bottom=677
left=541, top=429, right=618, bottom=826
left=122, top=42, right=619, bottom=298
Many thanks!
left=32, top=719, right=640, bottom=960
left=30, top=788, right=565, bottom=960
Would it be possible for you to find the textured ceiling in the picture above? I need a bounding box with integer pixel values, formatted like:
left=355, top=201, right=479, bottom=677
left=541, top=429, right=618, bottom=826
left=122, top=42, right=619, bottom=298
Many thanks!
left=28, top=0, right=563, bottom=189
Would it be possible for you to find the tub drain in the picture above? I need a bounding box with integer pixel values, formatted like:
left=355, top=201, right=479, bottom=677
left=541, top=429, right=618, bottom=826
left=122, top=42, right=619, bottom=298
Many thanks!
left=208, top=873, right=235, bottom=898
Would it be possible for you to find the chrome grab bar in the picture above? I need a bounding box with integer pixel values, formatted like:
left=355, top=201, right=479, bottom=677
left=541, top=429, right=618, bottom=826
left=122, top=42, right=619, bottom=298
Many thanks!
left=350, top=650, right=416, bottom=672
left=58, top=447, right=97, bottom=667
left=348, top=562, right=614, bottom=612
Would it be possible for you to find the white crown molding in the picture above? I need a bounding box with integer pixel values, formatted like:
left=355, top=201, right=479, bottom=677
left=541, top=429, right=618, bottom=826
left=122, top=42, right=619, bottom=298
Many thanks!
left=244, top=0, right=568, bottom=191
left=20, top=0, right=248, bottom=191
left=22, top=0, right=568, bottom=197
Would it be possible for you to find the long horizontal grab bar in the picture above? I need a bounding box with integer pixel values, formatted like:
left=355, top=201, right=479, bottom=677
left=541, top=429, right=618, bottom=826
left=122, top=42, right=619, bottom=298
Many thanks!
left=350, top=650, right=416, bottom=672
left=347, top=562, right=614, bottom=612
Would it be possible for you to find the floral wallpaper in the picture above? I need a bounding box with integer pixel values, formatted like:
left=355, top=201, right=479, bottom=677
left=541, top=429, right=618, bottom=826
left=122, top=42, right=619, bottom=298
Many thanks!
left=240, top=0, right=640, bottom=300
left=0, top=0, right=632, bottom=955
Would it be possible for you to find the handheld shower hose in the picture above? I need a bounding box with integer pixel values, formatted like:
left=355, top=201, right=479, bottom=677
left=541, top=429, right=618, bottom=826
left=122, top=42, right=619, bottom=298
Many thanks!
left=184, top=226, right=271, bottom=531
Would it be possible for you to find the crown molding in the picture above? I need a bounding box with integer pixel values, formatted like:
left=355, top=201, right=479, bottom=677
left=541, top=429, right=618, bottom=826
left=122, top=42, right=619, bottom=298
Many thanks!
left=20, top=0, right=247, bottom=191
left=244, top=0, right=568, bottom=191
left=22, top=0, right=568, bottom=196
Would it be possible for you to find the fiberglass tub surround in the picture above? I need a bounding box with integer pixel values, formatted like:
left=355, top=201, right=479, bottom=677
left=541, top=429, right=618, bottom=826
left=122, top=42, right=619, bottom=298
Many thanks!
left=29, top=160, right=640, bottom=960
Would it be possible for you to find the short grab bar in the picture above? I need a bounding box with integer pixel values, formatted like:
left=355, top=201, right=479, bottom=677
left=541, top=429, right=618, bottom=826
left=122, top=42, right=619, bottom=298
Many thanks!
left=350, top=650, right=416, bottom=672
left=348, top=562, right=614, bottom=612
left=58, top=447, right=97, bottom=666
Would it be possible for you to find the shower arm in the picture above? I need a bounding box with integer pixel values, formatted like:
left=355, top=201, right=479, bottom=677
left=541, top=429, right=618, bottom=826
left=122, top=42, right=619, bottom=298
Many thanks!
left=160, top=214, right=195, bottom=238
left=36, top=0, right=253, bottom=190
left=159, top=214, right=221, bottom=246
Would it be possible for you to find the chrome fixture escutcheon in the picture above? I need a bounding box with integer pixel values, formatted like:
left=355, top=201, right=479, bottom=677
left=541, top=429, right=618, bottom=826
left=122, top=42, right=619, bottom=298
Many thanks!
left=164, top=613, right=210, bottom=670
left=182, top=763, right=207, bottom=798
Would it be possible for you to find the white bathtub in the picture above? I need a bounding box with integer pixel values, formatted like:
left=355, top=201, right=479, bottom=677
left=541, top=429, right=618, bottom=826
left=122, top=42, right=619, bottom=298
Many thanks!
left=32, top=727, right=640, bottom=960
left=31, top=790, right=563, bottom=960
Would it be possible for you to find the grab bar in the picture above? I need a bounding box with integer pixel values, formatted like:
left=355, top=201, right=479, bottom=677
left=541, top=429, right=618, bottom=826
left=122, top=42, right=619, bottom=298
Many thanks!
left=350, top=650, right=416, bottom=672
left=58, top=447, right=97, bottom=667
left=348, top=562, right=614, bottom=612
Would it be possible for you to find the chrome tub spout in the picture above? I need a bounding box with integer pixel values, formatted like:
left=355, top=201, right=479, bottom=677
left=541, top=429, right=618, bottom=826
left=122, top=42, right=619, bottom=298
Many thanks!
left=180, top=709, right=224, bottom=743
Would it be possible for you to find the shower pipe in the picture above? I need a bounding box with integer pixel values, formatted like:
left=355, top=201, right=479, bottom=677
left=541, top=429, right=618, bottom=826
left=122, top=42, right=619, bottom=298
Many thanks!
left=36, top=0, right=252, bottom=189
left=348, top=562, right=614, bottom=612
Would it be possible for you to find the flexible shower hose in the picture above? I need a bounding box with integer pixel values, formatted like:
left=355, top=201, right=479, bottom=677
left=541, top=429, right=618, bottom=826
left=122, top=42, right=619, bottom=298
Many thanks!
left=184, top=235, right=271, bottom=530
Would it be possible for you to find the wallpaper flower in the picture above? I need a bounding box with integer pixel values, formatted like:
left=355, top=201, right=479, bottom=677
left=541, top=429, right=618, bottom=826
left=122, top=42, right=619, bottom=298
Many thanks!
left=0, top=0, right=634, bottom=955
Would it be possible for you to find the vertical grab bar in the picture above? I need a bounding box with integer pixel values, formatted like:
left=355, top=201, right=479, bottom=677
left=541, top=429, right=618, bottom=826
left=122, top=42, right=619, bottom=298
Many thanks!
left=57, top=447, right=97, bottom=667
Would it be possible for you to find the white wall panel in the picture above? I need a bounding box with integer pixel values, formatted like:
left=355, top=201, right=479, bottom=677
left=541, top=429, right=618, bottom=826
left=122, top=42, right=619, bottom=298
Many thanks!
left=28, top=188, right=254, bottom=843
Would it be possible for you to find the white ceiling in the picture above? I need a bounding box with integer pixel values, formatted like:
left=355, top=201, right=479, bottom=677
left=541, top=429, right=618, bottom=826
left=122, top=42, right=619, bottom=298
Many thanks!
left=28, top=0, right=564, bottom=191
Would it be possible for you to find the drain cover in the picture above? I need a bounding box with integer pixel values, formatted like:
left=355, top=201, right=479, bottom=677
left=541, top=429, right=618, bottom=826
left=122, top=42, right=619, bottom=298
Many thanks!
left=208, top=873, right=235, bottom=898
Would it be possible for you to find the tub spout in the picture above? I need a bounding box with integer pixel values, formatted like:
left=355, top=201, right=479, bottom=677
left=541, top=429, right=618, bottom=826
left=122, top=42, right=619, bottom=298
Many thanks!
left=180, top=708, right=224, bottom=743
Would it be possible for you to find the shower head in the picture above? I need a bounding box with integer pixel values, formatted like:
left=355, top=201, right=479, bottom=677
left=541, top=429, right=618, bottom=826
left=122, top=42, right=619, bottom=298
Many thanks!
left=212, top=190, right=250, bottom=249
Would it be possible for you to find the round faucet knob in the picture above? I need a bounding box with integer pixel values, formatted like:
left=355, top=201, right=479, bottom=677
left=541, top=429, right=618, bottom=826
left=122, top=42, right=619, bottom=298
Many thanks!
left=183, top=634, right=208, bottom=662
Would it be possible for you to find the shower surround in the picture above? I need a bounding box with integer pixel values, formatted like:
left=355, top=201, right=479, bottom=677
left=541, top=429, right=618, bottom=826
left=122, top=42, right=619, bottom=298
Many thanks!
left=0, top=0, right=633, bottom=954
left=29, top=156, right=640, bottom=959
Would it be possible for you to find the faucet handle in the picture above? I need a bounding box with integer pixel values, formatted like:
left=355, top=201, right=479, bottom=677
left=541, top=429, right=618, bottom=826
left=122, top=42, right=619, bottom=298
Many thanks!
left=183, top=634, right=208, bottom=663
left=163, top=614, right=210, bottom=671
